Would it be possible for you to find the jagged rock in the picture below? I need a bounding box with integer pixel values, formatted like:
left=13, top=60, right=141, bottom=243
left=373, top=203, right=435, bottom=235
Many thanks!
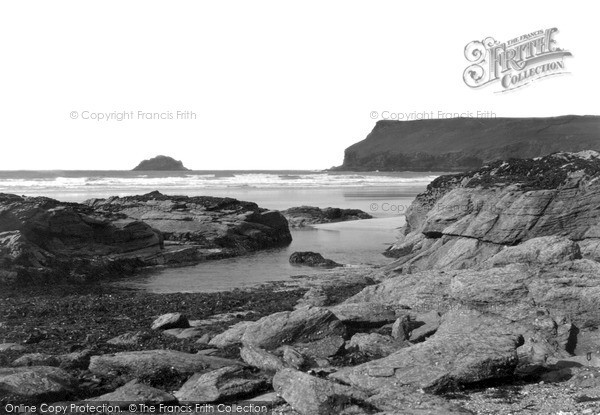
left=0, top=194, right=163, bottom=284
left=280, top=346, right=306, bottom=370
left=293, top=335, right=346, bottom=359
left=273, top=368, right=372, bottom=415
left=209, top=321, right=257, bottom=348
left=240, top=344, right=285, bottom=372
left=328, top=302, right=397, bottom=327
left=151, top=313, right=190, bottom=330
left=385, top=152, right=600, bottom=270
left=132, top=155, right=190, bottom=171
left=289, top=252, right=342, bottom=268
left=11, top=350, right=92, bottom=370
left=174, top=366, right=266, bottom=402
left=0, top=366, right=76, bottom=403
left=86, top=192, right=292, bottom=257
left=330, top=309, right=521, bottom=394
left=282, top=206, right=372, bottom=228
left=240, top=306, right=346, bottom=349
left=391, top=315, right=412, bottom=341
left=346, top=333, right=407, bottom=358
left=295, top=287, right=330, bottom=309
left=12, top=353, right=60, bottom=367
left=88, top=350, right=241, bottom=381
left=409, top=310, right=442, bottom=342
left=87, top=380, right=175, bottom=406
left=344, top=269, right=455, bottom=312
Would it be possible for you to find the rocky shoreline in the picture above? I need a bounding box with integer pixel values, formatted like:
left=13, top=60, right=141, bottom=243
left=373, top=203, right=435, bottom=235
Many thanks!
left=2, top=152, right=600, bottom=413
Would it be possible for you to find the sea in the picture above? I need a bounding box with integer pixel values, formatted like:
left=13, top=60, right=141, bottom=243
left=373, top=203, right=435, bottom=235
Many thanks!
left=0, top=170, right=439, bottom=293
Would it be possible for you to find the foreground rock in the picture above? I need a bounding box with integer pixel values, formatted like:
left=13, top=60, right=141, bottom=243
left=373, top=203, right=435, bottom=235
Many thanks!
left=87, top=380, right=175, bottom=406
left=330, top=309, right=520, bottom=394
left=240, top=306, right=346, bottom=349
left=385, top=152, right=600, bottom=269
left=0, top=191, right=292, bottom=285
left=289, top=252, right=342, bottom=268
left=174, top=366, right=267, bottom=402
left=0, top=366, right=76, bottom=403
left=88, top=350, right=241, bottom=381
left=151, top=312, right=189, bottom=330
left=282, top=206, right=372, bottom=228
left=273, top=368, right=372, bottom=415
left=132, top=155, right=190, bottom=171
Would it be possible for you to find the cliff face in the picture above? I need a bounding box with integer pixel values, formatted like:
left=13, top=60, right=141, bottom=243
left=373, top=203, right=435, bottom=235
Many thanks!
left=132, top=155, right=190, bottom=171
left=384, top=151, right=600, bottom=271
left=336, top=115, right=600, bottom=171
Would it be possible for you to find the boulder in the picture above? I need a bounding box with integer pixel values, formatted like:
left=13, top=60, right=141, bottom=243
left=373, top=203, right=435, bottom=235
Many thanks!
left=0, top=366, right=76, bottom=403
left=273, top=368, right=371, bottom=415
left=88, top=350, right=241, bottom=381
left=328, top=302, right=397, bottom=327
left=409, top=310, right=442, bottom=342
left=293, top=335, right=346, bottom=359
left=330, top=309, right=521, bottom=394
left=209, top=321, right=257, bottom=348
left=240, top=345, right=285, bottom=372
left=289, top=252, right=342, bottom=268
left=240, top=307, right=346, bottom=349
left=87, top=380, right=175, bottom=406
left=347, top=333, right=407, bottom=358
left=12, top=353, right=60, bottom=367
left=151, top=313, right=190, bottom=330
left=174, top=366, right=266, bottom=402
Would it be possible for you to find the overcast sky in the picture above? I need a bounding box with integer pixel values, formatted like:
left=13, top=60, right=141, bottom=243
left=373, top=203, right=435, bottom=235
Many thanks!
left=0, top=1, right=598, bottom=170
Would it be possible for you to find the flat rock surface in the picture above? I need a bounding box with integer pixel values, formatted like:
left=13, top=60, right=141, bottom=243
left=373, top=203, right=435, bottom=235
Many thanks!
left=330, top=309, right=521, bottom=394
left=88, top=349, right=241, bottom=381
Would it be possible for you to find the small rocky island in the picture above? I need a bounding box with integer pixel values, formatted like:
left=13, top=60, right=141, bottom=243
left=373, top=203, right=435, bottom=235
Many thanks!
left=132, top=155, right=190, bottom=171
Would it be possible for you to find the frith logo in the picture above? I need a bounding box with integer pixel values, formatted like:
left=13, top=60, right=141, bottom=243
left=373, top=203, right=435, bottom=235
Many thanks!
left=463, top=28, right=572, bottom=92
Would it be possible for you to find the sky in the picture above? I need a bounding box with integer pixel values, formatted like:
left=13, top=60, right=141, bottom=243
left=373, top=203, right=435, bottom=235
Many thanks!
left=0, top=1, right=598, bottom=170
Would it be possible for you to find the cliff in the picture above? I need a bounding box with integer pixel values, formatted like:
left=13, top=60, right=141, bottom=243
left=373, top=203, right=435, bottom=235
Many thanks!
left=132, top=155, right=190, bottom=171
left=335, top=115, right=600, bottom=171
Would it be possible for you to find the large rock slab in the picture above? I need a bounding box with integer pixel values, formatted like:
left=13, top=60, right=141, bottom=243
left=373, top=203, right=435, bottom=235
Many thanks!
left=330, top=309, right=521, bottom=394
left=0, top=366, right=76, bottom=403
left=174, top=366, right=266, bottom=402
left=240, top=306, right=346, bottom=349
left=209, top=321, right=257, bottom=348
left=240, top=344, right=285, bottom=372
left=273, top=368, right=371, bottom=415
left=327, top=302, right=397, bottom=327
left=87, top=380, right=175, bottom=406
left=88, top=350, right=241, bottom=381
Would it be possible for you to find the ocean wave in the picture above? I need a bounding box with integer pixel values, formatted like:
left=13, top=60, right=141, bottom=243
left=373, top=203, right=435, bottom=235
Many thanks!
left=0, top=172, right=439, bottom=191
